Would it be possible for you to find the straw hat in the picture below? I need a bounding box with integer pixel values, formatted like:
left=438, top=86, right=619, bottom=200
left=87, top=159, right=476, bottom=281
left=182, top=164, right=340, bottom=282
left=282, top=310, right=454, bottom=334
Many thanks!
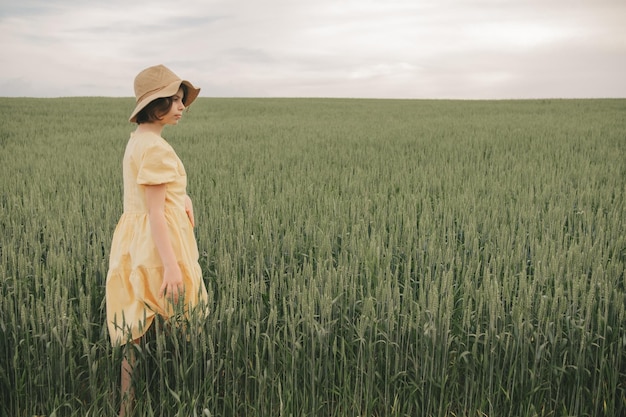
left=129, top=64, right=200, bottom=123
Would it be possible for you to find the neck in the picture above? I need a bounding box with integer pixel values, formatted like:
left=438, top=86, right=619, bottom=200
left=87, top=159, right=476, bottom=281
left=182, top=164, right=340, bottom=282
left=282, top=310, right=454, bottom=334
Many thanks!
left=135, top=122, right=164, bottom=136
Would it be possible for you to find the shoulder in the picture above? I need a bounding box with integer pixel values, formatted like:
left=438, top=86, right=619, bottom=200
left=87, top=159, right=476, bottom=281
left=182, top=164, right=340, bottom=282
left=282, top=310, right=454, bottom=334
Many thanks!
left=131, top=132, right=175, bottom=156
left=132, top=131, right=168, bottom=146
left=134, top=134, right=181, bottom=184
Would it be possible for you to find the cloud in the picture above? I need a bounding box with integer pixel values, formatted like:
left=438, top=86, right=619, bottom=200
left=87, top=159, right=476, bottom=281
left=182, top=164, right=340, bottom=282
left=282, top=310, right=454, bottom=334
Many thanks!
left=0, top=0, right=624, bottom=98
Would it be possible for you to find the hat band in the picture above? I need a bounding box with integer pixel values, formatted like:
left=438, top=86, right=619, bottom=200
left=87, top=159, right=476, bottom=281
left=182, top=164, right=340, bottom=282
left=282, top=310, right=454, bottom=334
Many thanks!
left=136, top=85, right=167, bottom=103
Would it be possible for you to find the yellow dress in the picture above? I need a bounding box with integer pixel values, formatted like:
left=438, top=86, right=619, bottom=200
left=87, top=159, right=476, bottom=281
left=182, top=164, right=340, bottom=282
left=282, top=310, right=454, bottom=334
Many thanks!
left=105, top=131, right=208, bottom=345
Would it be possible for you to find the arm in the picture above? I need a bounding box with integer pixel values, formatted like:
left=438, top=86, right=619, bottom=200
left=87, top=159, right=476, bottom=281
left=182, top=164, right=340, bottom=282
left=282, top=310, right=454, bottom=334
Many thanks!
left=145, top=184, right=183, bottom=301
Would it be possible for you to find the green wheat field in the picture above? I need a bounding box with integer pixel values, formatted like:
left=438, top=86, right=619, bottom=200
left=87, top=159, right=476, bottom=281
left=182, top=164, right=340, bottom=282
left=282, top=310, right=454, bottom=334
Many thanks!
left=1, top=97, right=625, bottom=416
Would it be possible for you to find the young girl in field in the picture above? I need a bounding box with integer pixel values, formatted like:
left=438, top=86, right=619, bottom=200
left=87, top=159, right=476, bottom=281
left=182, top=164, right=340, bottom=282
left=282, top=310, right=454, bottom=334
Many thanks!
left=105, top=64, right=209, bottom=416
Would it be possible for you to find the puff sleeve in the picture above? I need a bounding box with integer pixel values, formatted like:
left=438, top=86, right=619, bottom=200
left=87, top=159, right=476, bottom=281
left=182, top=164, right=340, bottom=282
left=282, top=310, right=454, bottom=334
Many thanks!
left=136, top=141, right=179, bottom=185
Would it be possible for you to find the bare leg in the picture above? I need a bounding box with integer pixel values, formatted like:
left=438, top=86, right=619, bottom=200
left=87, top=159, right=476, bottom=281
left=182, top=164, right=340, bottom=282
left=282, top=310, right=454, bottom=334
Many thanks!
left=119, top=339, right=140, bottom=417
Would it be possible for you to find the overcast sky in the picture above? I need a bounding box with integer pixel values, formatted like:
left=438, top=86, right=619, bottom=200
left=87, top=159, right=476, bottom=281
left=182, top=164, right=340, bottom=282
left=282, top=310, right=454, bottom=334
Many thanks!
left=1, top=0, right=624, bottom=99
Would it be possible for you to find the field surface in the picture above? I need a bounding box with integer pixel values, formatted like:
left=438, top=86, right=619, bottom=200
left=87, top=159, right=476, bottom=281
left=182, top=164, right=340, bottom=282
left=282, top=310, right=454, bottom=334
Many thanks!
left=1, top=98, right=625, bottom=416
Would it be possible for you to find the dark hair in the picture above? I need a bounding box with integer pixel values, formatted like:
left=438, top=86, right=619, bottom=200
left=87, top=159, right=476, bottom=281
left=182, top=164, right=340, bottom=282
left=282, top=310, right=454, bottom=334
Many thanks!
left=135, top=84, right=188, bottom=124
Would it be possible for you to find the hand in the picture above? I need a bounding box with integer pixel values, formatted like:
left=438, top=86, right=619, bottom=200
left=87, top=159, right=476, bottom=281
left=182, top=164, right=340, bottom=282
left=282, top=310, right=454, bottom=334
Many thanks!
left=185, top=195, right=195, bottom=227
left=158, top=264, right=184, bottom=303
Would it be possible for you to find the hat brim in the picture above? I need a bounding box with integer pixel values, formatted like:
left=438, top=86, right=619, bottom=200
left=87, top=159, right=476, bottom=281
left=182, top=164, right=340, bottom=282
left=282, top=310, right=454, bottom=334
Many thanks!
left=129, top=79, right=200, bottom=123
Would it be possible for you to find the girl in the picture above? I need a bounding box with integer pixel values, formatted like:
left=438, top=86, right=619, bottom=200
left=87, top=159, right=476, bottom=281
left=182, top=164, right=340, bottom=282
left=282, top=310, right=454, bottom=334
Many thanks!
left=105, top=64, right=209, bottom=416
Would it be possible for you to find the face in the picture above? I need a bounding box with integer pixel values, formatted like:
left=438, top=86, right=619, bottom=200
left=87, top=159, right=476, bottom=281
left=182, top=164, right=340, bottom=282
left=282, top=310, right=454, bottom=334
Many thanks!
left=158, top=87, right=186, bottom=126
